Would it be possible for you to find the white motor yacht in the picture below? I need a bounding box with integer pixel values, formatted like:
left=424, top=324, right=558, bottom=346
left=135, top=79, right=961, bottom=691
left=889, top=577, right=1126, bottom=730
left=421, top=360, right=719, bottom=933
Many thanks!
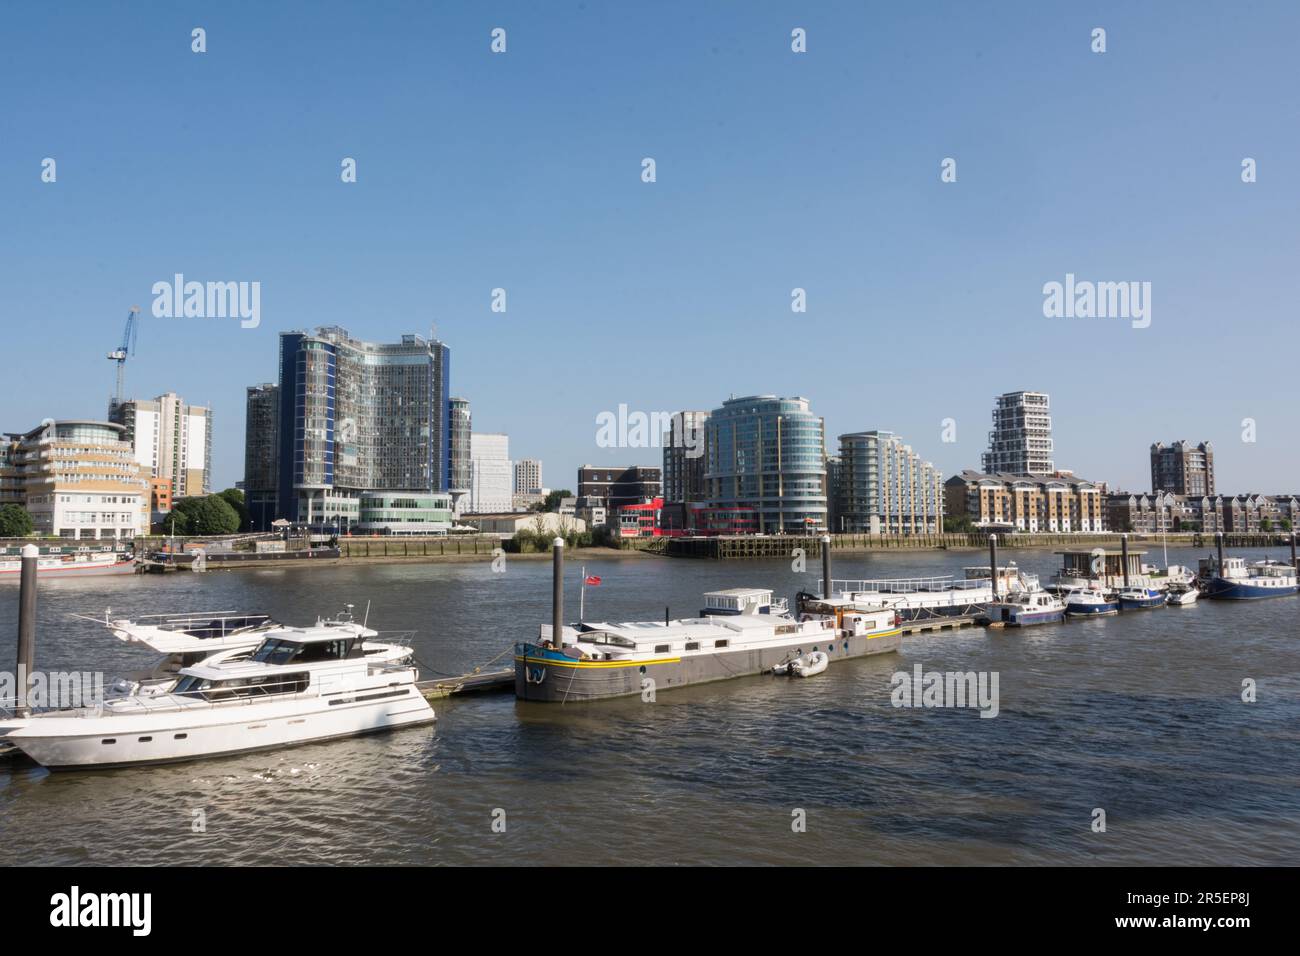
left=4, top=624, right=435, bottom=769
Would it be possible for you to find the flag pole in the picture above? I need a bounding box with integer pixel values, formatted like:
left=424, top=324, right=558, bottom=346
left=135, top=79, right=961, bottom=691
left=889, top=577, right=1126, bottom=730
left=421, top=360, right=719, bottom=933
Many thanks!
left=579, top=565, right=585, bottom=623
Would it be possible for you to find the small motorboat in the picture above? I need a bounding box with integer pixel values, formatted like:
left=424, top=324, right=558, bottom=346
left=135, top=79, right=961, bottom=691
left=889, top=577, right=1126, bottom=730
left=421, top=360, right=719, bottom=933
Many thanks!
left=1166, top=584, right=1200, bottom=606
left=1118, top=586, right=1166, bottom=610
left=790, top=652, right=828, bottom=678
left=1063, top=588, right=1119, bottom=617
left=988, top=588, right=1066, bottom=627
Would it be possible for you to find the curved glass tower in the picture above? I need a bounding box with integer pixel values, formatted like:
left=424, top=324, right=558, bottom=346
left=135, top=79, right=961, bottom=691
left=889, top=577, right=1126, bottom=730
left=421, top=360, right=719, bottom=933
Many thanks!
left=704, top=395, right=827, bottom=534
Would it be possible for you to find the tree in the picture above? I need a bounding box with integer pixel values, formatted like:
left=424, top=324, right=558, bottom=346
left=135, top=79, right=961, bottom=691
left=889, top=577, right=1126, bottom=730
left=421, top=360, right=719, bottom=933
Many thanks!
left=533, top=489, right=573, bottom=513
left=160, top=510, right=191, bottom=536
left=171, top=494, right=240, bottom=535
left=0, top=504, right=34, bottom=538
left=217, top=487, right=251, bottom=531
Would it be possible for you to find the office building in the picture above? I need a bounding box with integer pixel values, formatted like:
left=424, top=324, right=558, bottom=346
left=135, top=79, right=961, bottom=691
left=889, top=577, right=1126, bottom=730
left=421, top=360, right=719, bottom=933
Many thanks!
left=836, top=430, right=943, bottom=534
left=111, top=392, right=212, bottom=498
left=469, top=432, right=513, bottom=514
left=703, top=395, right=827, bottom=534
left=1150, top=441, right=1215, bottom=496
left=577, top=464, right=662, bottom=512
left=273, top=327, right=451, bottom=530
left=981, top=391, right=1054, bottom=476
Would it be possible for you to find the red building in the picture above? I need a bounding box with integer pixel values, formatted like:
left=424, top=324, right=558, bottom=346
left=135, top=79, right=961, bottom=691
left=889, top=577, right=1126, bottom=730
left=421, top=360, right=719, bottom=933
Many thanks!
left=617, top=497, right=663, bottom=537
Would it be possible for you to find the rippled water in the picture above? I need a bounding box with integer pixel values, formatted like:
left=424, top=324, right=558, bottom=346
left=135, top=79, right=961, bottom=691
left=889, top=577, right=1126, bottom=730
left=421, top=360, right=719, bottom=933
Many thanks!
left=2, top=545, right=1298, bottom=865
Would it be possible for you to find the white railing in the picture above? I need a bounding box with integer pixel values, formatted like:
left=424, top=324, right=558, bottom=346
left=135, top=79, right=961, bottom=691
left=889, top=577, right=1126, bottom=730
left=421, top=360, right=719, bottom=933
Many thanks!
left=826, top=576, right=988, bottom=596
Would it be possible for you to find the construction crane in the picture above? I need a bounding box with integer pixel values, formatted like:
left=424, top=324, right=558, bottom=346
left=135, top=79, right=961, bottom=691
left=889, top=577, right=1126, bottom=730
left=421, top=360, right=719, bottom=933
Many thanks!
left=107, top=305, right=141, bottom=417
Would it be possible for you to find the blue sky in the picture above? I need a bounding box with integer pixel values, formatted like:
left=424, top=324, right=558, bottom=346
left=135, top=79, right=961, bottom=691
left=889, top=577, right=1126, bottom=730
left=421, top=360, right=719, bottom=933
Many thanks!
left=3, top=1, right=1298, bottom=494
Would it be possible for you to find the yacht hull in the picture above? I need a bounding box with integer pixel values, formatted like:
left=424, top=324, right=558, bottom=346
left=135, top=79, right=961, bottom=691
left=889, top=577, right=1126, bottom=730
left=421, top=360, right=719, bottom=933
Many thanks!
left=515, top=628, right=902, bottom=703
left=6, top=691, right=435, bottom=770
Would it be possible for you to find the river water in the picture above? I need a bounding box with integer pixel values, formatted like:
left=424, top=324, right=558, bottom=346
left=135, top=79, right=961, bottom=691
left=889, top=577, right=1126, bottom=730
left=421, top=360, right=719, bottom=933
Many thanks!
left=2, top=545, right=1297, bottom=866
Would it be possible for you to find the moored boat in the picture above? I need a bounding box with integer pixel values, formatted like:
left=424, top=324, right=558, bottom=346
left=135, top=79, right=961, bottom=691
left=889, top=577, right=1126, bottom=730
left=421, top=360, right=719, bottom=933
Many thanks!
left=791, top=651, right=828, bottom=678
left=3, top=623, right=436, bottom=769
left=1117, top=586, right=1167, bottom=610
left=1166, top=583, right=1200, bottom=606
left=1063, top=588, right=1119, bottom=617
left=0, top=544, right=134, bottom=578
left=515, top=588, right=900, bottom=702
left=987, top=588, right=1066, bottom=627
left=1199, top=556, right=1298, bottom=600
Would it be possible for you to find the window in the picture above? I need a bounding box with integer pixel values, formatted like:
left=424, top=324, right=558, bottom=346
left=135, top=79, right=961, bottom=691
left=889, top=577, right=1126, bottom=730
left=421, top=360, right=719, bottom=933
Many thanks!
left=685, top=641, right=699, bottom=651
left=714, top=639, right=729, bottom=648
left=654, top=644, right=670, bottom=653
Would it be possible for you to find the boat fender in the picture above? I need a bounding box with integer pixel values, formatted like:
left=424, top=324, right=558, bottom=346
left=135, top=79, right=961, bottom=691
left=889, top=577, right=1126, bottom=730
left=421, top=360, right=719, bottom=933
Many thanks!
left=526, top=667, right=546, bottom=685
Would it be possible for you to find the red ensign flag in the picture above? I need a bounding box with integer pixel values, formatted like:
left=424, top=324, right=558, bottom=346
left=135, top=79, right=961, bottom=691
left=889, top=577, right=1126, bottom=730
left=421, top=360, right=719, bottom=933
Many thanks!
left=584, top=575, right=602, bottom=586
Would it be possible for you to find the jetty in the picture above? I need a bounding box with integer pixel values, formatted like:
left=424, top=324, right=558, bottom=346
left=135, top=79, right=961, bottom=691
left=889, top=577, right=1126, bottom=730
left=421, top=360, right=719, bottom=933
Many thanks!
left=417, top=668, right=514, bottom=701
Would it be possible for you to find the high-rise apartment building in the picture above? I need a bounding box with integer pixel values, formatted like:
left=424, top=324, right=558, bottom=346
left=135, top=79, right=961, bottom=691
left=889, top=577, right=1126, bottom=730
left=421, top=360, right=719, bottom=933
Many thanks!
left=273, top=327, right=450, bottom=529
left=1150, top=440, right=1215, bottom=496
left=514, top=458, right=543, bottom=494
left=243, top=383, right=280, bottom=530
left=981, top=391, right=1054, bottom=476
left=448, top=396, right=472, bottom=515
left=704, top=395, right=827, bottom=534
left=111, top=392, right=212, bottom=498
left=836, top=430, right=943, bottom=534
left=661, top=410, right=710, bottom=531
left=469, top=432, right=513, bottom=513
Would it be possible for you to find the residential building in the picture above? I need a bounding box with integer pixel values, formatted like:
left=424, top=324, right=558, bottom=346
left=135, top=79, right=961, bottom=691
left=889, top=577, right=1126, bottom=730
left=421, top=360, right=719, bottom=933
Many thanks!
left=1, top=420, right=148, bottom=539
left=111, top=392, right=212, bottom=498
left=661, top=410, right=710, bottom=531
left=569, top=495, right=608, bottom=530
left=514, top=458, right=543, bottom=494
left=945, top=470, right=1104, bottom=533
left=981, top=391, right=1054, bottom=476
left=273, top=327, right=451, bottom=530
left=243, top=383, right=279, bottom=530
left=1150, top=441, right=1215, bottom=496
left=1105, top=491, right=1188, bottom=534
left=703, top=395, right=826, bottom=533
left=469, top=432, right=513, bottom=514
left=449, top=396, right=472, bottom=516
left=578, top=465, right=662, bottom=512
left=835, top=430, right=943, bottom=534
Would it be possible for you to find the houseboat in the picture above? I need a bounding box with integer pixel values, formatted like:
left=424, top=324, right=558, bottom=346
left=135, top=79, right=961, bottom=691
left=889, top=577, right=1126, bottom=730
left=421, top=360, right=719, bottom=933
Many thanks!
left=1199, top=556, right=1298, bottom=600
left=515, top=588, right=901, bottom=703
left=0, top=544, right=135, bottom=578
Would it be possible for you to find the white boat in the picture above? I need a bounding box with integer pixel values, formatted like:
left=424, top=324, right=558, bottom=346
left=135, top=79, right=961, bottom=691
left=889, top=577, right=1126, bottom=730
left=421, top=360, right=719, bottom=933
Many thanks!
left=4, top=623, right=436, bottom=769
left=791, top=651, right=828, bottom=677
left=988, top=588, right=1066, bottom=626
left=1166, top=584, right=1199, bottom=606
left=0, top=545, right=135, bottom=578
left=1063, top=588, right=1119, bottom=617
left=804, top=564, right=1038, bottom=622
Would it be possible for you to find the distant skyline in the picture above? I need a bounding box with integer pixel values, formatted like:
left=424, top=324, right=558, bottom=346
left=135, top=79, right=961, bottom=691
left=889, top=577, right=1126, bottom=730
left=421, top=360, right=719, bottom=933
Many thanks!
left=4, top=2, right=1298, bottom=496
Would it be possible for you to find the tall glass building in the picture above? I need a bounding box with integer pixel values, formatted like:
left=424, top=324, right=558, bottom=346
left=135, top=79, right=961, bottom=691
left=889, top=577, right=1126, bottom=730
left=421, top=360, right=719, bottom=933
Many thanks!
left=704, top=395, right=827, bottom=534
left=275, top=327, right=450, bottom=528
left=448, top=396, right=472, bottom=515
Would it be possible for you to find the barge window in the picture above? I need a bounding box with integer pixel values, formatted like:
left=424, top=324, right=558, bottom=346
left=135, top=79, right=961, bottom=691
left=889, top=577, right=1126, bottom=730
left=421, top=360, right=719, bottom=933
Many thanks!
left=685, top=642, right=699, bottom=651
left=714, top=639, right=729, bottom=648
left=654, top=644, right=670, bottom=653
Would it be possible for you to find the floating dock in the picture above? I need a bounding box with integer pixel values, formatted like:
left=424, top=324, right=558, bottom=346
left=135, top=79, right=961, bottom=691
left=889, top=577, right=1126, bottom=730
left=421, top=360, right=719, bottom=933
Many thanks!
left=417, top=668, right=514, bottom=701
left=899, top=615, right=980, bottom=636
